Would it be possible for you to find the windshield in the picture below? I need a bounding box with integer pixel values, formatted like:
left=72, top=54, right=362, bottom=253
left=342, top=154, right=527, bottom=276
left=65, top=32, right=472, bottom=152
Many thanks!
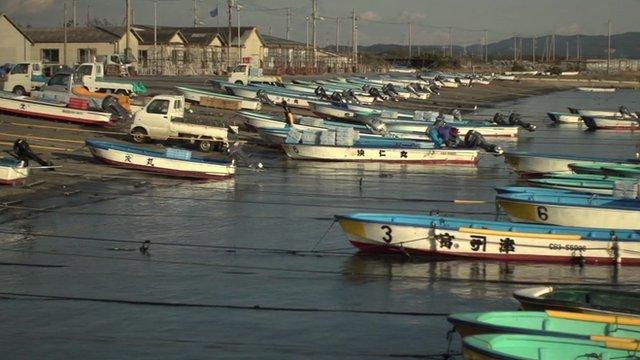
left=232, top=65, right=247, bottom=73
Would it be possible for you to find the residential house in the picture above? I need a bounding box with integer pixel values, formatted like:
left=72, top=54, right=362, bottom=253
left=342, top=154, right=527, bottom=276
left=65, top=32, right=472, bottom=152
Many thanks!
left=133, top=27, right=188, bottom=75
left=0, top=13, right=33, bottom=64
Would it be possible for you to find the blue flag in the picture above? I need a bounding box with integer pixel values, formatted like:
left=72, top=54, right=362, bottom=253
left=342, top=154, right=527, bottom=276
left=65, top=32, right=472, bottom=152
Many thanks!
left=210, top=7, right=218, bottom=18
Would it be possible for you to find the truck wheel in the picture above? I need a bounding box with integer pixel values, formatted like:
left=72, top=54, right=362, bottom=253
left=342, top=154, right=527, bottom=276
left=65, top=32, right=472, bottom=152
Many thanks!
left=198, top=139, right=212, bottom=152
left=131, top=127, right=148, bottom=143
left=12, top=86, right=26, bottom=96
left=235, top=80, right=244, bottom=85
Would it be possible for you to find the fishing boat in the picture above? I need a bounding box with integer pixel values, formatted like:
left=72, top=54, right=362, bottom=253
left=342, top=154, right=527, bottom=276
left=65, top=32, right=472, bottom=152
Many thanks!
left=382, top=119, right=521, bottom=137
left=282, top=142, right=479, bottom=164
left=603, top=164, right=640, bottom=178
left=334, top=213, right=640, bottom=264
left=0, top=158, right=29, bottom=185
left=448, top=310, right=640, bottom=338
left=462, top=333, right=640, bottom=360
left=577, top=87, right=616, bottom=93
left=527, top=178, right=620, bottom=195
left=86, top=139, right=235, bottom=179
left=514, top=286, right=640, bottom=316
left=503, top=151, right=635, bottom=177
left=496, top=192, right=640, bottom=230
left=568, top=107, right=636, bottom=118
left=175, top=86, right=262, bottom=110
left=0, top=92, right=113, bottom=125
left=547, top=112, right=582, bottom=124
left=582, top=116, right=640, bottom=130
left=224, top=83, right=326, bottom=109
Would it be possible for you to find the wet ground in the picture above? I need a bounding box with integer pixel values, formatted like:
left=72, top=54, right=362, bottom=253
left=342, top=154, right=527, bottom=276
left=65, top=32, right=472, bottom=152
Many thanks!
left=0, top=87, right=639, bottom=358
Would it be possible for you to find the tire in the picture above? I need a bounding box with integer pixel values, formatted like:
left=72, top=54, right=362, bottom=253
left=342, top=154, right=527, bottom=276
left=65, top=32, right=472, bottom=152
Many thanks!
left=198, top=139, right=212, bottom=152
left=13, top=86, right=26, bottom=96
left=235, top=80, right=244, bottom=85
left=131, top=127, right=148, bottom=143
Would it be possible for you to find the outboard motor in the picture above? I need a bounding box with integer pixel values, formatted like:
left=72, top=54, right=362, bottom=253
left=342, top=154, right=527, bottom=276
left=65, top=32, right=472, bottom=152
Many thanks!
left=464, top=130, right=503, bottom=155
left=508, top=112, right=536, bottom=131
left=13, top=139, right=54, bottom=169
left=359, top=116, right=389, bottom=135
left=314, top=86, right=329, bottom=100
left=368, top=87, right=385, bottom=102
left=406, top=84, right=420, bottom=97
left=256, top=90, right=275, bottom=106
left=281, top=101, right=296, bottom=125
left=382, top=84, right=399, bottom=101
left=330, top=91, right=344, bottom=103
left=361, top=84, right=371, bottom=92
left=451, top=109, right=462, bottom=121
left=101, top=96, right=132, bottom=122
left=342, top=89, right=360, bottom=104
left=619, top=106, right=638, bottom=119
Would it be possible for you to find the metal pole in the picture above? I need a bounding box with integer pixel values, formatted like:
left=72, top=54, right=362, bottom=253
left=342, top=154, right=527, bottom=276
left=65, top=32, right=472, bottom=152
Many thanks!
left=193, top=0, right=198, bottom=27
left=154, top=0, right=157, bottom=73
left=566, top=41, right=569, bottom=60
left=86, top=4, right=90, bottom=25
left=336, top=17, right=340, bottom=54
left=483, top=30, right=488, bottom=62
left=532, top=37, right=536, bottom=63
left=408, top=22, right=412, bottom=59
left=237, top=4, right=241, bottom=63
left=72, top=0, right=77, bottom=27
left=351, top=9, right=355, bottom=71
left=286, top=8, right=291, bottom=40
left=312, top=0, right=317, bottom=69
left=576, top=34, right=580, bottom=61
left=227, top=0, right=232, bottom=67
left=448, top=27, right=453, bottom=57
left=513, top=35, right=517, bottom=62
left=63, top=1, right=67, bottom=66
left=607, top=20, right=611, bottom=74
left=305, top=17, right=309, bottom=49
left=125, top=0, right=131, bottom=61
left=354, top=13, right=358, bottom=72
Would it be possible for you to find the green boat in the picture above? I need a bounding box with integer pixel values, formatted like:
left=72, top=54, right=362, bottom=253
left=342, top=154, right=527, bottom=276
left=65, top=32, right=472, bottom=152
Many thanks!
left=527, top=178, right=616, bottom=195
left=463, top=334, right=640, bottom=360
left=570, top=162, right=640, bottom=176
left=603, top=165, right=640, bottom=179
left=448, top=310, right=640, bottom=339
left=514, top=286, right=640, bottom=316
left=542, top=172, right=628, bottom=182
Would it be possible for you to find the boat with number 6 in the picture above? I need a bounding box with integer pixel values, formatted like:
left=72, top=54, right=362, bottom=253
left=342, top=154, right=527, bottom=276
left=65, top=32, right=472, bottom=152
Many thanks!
left=86, top=139, right=235, bottom=179
left=334, top=213, right=640, bottom=265
left=496, top=192, right=640, bottom=230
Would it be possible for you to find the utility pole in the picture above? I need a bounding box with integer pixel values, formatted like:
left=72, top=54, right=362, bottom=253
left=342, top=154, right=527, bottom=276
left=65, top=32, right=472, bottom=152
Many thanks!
left=286, top=8, right=291, bottom=40
left=236, top=3, right=241, bottom=63
left=227, top=0, right=232, bottom=67
left=576, top=34, right=580, bottom=61
left=408, top=22, right=412, bottom=59
left=448, top=27, right=453, bottom=57
left=125, top=0, right=131, bottom=61
left=86, top=4, right=91, bottom=25
left=63, top=2, right=68, bottom=66
left=193, top=0, right=199, bottom=27
left=551, top=32, right=556, bottom=61
left=519, top=37, right=523, bottom=61
left=607, top=19, right=612, bottom=74
left=154, top=0, right=157, bottom=73
left=312, top=0, right=317, bottom=68
left=532, top=37, right=536, bottom=63
left=483, top=30, right=488, bottom=62
left=352, top=9, right=357, bottom=72
left=72, top=0, right=77, bottom=27
left=336, top=17, right=340, bottom=53
left=513, top=34, right=517, bottom=62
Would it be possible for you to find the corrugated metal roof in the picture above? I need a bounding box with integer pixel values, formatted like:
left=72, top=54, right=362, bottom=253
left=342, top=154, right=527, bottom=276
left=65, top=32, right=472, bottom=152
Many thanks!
left=134, top=25, right=255, bottom=46
left=134, top=28, right=187, bottom=45
left=23, top=26, right=135, bottom=44
left=261, top=35, right=305, bottom=49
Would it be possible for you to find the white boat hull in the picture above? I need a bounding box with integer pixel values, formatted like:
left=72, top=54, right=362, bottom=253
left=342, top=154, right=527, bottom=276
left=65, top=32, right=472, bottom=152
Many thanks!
left=176, top=86, right=261, bottom=111
left=582, top=116, right=640, bottom=130
left=88, top=145, right=235, bottom=179
left=0, top=164, right=29, bottom=184
left=577, top=87, right=616, bottom=93
left=282, top=143, right=479, bottom=164
left=0, top=94, right=112, bottom=125
left=498, top=198, right=640, bottom=230
left=384, top=121, right=519, bottom=137
left=503, top=153, right=611, bottom=176
left=547, top=112, right=582, bottom=124
left=338, top=218, right=640, bottom=264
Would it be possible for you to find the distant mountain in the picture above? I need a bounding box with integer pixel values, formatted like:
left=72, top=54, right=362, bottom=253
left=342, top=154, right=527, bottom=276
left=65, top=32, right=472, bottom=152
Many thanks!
left=353, top=32, right=640, bottom=59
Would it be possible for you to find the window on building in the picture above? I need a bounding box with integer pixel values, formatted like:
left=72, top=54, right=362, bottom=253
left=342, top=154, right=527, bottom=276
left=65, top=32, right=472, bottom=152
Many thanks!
left=77, top=48, right=96, bottom=64
left=171, top=50, right=184, bottom=65
left=138, top=50, right=148, bottom=67
left=41, top=49, right=60, bottom=64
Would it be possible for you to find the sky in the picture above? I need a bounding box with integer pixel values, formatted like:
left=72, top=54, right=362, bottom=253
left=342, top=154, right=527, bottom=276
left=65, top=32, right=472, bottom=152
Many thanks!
left=3, top=0, right=639, bottom=46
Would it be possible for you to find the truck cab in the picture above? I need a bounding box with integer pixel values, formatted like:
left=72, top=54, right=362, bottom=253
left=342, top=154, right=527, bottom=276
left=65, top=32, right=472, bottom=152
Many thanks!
left=2, top=61, right=46, bottom=95
left=227, top=64, right=281, bottom=85
left=130, top=95, right=228, bottom=152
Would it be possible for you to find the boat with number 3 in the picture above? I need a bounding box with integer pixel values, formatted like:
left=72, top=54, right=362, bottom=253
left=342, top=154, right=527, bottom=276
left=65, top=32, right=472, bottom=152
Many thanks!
left=334, top=213, right=640, bottom=265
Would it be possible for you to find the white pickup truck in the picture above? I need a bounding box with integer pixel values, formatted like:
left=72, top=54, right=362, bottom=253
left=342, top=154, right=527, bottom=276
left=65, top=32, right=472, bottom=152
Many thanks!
left=227, top=64, right=282, bottom=85
left=2, top=61, right=48, bottom=95
left=75, top=63, right=146, bottom=96
left=130, top=95, right=230, bottom=152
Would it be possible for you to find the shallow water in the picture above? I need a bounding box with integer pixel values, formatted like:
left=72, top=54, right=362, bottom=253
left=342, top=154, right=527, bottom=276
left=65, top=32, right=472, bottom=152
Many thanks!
left=1, top=89, right=639, bottom=359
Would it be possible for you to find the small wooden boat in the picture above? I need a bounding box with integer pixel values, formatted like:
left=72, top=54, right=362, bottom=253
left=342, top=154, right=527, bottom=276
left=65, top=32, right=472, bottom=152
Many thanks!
left=496, top=192, right=640, bottom=230
left=0, top=158, right=29, bottom=185
left=568, top=107, right=633, bottom=118
left=335, top=213, right=640, bottom=264
left=448, top=310, right=640, bottom=338
left=463, top=333, right=640, bottom=360
left=547, top=112, right=582, bottom=124
left=283, top=142, right=479, bottom=164
left=0, top=92, right=113, bottom=125
left=514, top=286, right=640, bottom=316
left=86, top=139, right=235, bottom=179
left=503, top=151, right=635, bottom=177
left=383, top=119, right=520, bottom=137
left=603, top=164, right=640, bottom=178
left=577, top=87, right=616, bottom=92
left=582, top=116, right=640, bottom=130
left=175, top=86, right=261, bottom=110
